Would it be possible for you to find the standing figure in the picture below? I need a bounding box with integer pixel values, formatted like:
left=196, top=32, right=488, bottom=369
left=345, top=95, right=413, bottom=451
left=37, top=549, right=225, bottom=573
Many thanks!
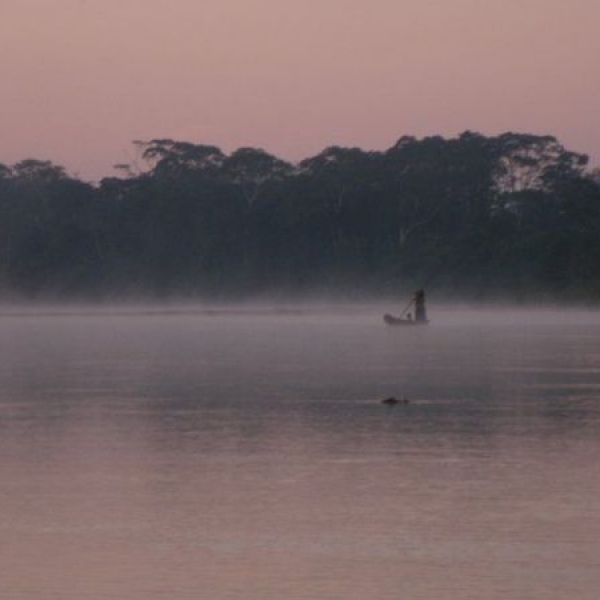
left=414, top=289, right=427, bottom=323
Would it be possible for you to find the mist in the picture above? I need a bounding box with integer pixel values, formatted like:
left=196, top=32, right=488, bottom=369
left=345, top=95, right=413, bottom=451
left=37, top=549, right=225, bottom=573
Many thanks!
left=3, top=0, right=600, bottom=596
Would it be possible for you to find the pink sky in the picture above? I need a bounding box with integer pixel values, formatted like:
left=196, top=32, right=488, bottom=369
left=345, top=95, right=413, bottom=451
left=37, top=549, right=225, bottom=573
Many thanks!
left=1, top=0, right=599, bottom=181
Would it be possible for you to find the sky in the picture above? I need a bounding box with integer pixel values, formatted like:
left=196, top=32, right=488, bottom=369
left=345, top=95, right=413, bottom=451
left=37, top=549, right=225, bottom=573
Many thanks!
left=1, top=0, right=599, bottom=181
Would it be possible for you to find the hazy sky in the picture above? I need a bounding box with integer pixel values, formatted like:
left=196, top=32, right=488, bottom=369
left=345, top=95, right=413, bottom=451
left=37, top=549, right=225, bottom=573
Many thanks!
left=1, top=0, right=599, bottom=180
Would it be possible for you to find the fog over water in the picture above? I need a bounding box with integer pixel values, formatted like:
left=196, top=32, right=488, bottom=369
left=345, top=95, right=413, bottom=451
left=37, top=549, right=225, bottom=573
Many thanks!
left=1, top=304, right=600, bottom=599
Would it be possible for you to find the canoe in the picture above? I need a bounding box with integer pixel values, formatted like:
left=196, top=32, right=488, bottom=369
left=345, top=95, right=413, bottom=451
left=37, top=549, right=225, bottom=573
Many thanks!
left=383, top=314, right=429, bottom=326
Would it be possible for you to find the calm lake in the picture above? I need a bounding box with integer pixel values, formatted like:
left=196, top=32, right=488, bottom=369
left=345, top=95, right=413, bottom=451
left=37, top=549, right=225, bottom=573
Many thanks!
left=1, top=305, right=600, bottom=599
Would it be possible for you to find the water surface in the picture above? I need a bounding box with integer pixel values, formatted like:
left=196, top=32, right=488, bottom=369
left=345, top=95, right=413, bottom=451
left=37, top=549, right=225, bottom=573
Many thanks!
left=1, top=306, right=600, bottom=599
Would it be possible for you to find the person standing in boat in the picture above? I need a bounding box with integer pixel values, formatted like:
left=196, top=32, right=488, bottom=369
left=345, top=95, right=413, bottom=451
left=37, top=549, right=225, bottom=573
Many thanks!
left=414, top=289, right=427, bottom=323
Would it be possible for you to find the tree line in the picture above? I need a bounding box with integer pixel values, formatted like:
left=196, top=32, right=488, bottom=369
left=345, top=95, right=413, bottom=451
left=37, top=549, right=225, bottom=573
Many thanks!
left=1, top=131, right=599, bottom=300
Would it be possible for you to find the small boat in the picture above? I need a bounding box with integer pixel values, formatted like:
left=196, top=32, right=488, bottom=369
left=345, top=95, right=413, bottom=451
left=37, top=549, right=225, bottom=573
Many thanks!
left=384, top=289, right=429, bottom=326
left=383, top=314, right=428, bottom=326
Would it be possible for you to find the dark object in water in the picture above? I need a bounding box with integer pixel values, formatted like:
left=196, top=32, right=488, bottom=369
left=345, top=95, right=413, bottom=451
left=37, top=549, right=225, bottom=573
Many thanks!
left=383, top=314, right=428, bottom=326
left=381, top=396, right=409, bottom=405
left=384, top=288, right=429, bottom=326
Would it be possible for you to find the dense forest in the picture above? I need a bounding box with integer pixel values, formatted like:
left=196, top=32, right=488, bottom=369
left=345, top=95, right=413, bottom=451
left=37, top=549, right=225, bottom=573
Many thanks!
left=1, top=131, right=599, bottom=301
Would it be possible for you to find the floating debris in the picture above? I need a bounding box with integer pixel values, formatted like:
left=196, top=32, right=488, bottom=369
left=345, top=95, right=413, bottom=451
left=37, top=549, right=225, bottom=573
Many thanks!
left=381, top=396, right=409, bottom=406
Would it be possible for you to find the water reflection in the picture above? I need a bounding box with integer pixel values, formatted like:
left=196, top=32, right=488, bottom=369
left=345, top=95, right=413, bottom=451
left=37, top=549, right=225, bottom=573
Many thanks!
left=1, top=308, right=600, bottom=599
